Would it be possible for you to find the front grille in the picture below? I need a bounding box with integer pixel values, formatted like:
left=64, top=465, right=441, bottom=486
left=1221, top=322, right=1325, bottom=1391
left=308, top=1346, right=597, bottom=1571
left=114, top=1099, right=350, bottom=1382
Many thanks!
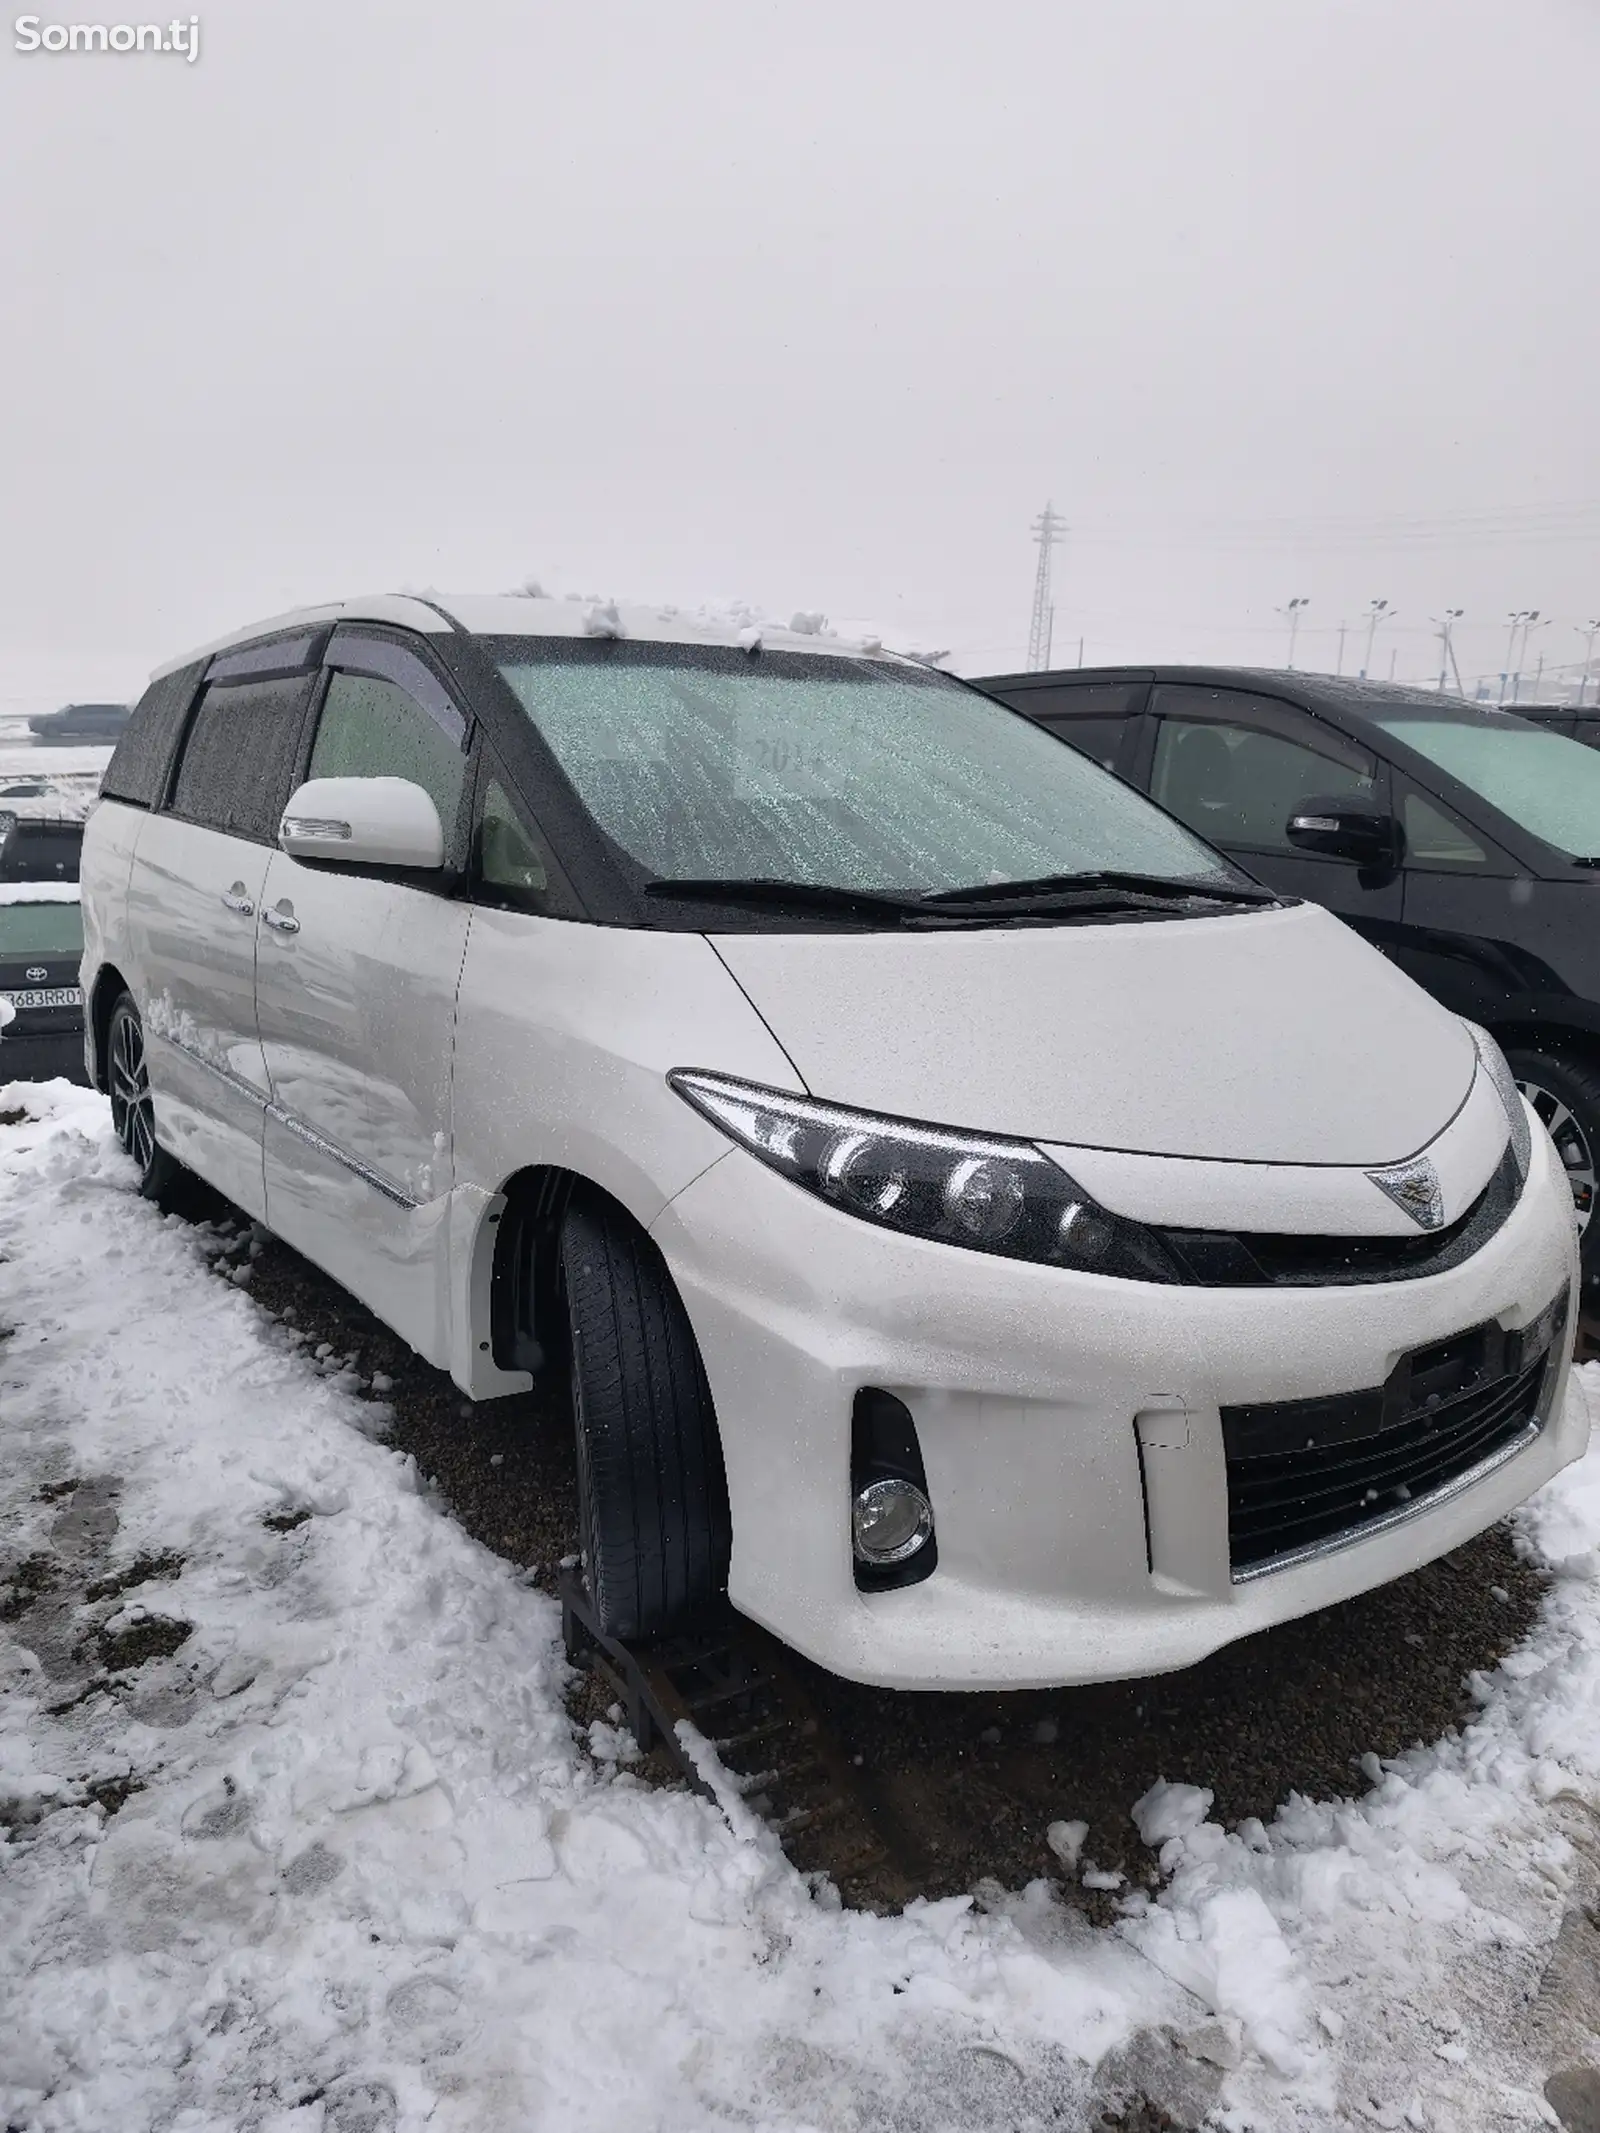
left=1222, top=1289, right=1566, bottom=1579
left=1161, top=1144, right=1521, bottom=1288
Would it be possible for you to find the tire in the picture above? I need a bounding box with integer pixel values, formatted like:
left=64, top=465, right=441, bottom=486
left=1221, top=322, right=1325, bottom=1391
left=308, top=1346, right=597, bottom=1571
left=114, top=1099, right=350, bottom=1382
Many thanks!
left=106, top=992, right=185, bottom=1203
left=1504, top=1045, right=1600, bottom=1284
left=559, top=1188, right=730, bottom=1640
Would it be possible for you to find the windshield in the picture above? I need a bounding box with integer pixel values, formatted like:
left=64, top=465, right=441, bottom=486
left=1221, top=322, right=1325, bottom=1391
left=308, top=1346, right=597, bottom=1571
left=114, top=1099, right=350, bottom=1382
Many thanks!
left=490, top=643, right=1239, bottom=898
left=0, top=901, right=83, bottom=956
left=1374, top=711, right=1600, bottom=860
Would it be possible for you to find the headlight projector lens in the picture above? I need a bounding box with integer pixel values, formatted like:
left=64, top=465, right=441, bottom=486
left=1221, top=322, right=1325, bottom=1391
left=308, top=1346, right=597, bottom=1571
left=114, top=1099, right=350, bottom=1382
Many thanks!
left=852, top=1477, right=934, bottom=1565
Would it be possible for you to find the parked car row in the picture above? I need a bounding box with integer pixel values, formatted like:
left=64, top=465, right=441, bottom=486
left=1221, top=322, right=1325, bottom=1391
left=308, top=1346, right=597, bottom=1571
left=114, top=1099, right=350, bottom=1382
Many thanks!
left=0, top=880, right=85, bottom=1083
left=1494, top=702, right=1600, bottom=748
left=70, top=596, right=1581, bottom=1692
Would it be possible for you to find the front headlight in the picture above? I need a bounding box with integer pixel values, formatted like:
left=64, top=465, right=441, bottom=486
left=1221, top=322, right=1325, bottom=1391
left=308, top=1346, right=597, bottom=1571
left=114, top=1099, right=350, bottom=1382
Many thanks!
left=1462, top=1021, right=1532, bottom=1182
left=668, top=1070, right=1180, bottom=1279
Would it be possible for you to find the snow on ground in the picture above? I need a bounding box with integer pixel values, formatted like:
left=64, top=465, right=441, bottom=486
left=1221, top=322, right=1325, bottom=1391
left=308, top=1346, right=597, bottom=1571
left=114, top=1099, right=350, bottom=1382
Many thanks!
left=3, top=1084, right=1600, bottom=2132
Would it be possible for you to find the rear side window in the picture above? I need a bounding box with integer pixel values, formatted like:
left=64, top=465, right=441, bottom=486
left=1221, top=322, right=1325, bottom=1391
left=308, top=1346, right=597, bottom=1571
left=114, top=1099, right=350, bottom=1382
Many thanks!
left=170, top=674, right=315, bottom=841
left=999, top=683, right=1141, bottom=773
left=308, top=671, right=468, bottom=834
left=100, top=663, right=203, bottom=809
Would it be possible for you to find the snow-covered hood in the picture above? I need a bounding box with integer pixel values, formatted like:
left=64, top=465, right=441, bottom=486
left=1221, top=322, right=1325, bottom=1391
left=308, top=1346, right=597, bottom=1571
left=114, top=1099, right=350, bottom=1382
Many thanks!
left=710, top=900, right=1476, bottom=1167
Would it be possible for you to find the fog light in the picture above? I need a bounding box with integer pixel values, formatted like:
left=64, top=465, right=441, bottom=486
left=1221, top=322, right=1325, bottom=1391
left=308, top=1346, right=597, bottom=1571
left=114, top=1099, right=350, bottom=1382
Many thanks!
left=852, top=1477, right=934, bottom=1565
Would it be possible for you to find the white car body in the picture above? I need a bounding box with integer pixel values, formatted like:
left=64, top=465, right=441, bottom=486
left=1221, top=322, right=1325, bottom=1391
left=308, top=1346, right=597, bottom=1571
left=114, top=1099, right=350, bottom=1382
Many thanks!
left=78, top=593, right=1583, bottom=1688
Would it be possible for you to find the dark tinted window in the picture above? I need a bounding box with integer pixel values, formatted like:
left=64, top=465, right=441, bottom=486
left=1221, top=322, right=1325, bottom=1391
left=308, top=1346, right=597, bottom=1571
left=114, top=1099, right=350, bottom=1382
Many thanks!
left=308, top=670, right=468, bottom=832
left=1575, top=720, right=1600, bottom=754
left=170, top=674, right=315, bottom=841
left=1012, top=683, right=1143, bottom=722
left=207, top=633, right=321, bottom=684
left=1035, top=716, right=1128, bottom=771
left=1151, top=685, right=1376, bottom=853
left=100, top=664, right=203, bottom=809
left=1004, top=683, right=1141, bottom=772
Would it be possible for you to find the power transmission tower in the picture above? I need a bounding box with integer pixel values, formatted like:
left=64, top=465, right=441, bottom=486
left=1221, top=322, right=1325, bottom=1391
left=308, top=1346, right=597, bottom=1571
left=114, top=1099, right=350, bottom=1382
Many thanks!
left=1027, top=503, right=1066, bottom=672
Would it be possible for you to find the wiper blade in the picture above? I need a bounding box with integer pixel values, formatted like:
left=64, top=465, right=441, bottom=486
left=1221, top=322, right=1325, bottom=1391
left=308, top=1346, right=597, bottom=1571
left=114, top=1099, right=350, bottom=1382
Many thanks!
left=643, top=876, right=934, bottom=919
left=920, top=868, right=1277, bottom=908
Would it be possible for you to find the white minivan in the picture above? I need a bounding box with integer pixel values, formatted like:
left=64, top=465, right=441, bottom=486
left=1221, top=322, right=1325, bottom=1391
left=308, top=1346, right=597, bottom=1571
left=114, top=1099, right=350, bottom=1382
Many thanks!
left=79, top=595, right=1583, bottom=1689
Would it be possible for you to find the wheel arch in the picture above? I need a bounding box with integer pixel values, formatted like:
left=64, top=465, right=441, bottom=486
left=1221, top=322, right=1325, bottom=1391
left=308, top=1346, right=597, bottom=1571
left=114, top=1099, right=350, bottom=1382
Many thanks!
left=1488, top=1020, right=1600, bottom=1073
left=485, top=1164, right=700, bottom=1381
left=86, top=964, right=132, bottom=1093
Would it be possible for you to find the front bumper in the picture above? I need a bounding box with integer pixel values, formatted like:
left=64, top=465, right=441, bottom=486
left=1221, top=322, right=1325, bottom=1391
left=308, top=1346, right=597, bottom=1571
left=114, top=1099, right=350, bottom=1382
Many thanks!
left=650, top=1122, right=1582, bottom=1689
left=1, top=1025, right=90, bottom=1088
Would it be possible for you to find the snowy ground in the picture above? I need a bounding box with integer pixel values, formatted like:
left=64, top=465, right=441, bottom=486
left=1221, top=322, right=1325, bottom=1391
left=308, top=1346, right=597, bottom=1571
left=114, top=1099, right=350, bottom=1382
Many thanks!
left=4, top=1085, right=1600, bottom=2132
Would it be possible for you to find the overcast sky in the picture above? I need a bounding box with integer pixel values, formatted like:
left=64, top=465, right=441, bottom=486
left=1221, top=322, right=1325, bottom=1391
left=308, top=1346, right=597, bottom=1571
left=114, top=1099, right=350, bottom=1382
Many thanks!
left=3, top=0, right=1598, bottom=711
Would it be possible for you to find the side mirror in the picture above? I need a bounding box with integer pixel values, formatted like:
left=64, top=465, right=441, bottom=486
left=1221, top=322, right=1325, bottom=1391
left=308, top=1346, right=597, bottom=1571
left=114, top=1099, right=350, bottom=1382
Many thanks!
left=279, top=777, right=444, bottom=870
left=1285, top=794, right=1401, bottom=869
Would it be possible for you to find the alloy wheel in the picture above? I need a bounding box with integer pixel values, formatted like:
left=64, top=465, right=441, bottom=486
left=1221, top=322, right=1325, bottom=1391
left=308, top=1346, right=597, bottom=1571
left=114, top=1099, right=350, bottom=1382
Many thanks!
left=109, top=1007, right=156, bottom=1177
left=1515, top=1073, right=1597, bottom=1234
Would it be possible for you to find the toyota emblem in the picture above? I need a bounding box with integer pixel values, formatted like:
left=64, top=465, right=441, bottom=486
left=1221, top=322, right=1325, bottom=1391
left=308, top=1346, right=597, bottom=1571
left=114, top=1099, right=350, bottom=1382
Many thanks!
left=24, top=965, right=47, bottom=983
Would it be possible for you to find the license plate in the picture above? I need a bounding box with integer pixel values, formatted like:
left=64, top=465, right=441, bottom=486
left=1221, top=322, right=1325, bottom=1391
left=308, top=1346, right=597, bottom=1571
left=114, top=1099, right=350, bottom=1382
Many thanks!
left=3, top=986, right=82, bottom=1009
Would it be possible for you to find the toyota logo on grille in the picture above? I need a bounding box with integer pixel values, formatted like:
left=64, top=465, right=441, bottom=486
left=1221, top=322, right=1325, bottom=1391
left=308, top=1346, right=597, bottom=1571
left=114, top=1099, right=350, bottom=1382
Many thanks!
left=1366, top=1155, right=1446, bottom=1231
left=24, top=965, right=47, bottom=983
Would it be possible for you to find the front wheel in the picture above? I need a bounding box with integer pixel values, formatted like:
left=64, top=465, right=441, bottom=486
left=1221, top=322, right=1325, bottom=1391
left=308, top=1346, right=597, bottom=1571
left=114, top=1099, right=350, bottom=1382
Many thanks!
left=106, top=992, right=184, bottom=1203
left=559, top=1189, right=730, bottom=1640
left=1504, top=1045, right=1600, bottom=1284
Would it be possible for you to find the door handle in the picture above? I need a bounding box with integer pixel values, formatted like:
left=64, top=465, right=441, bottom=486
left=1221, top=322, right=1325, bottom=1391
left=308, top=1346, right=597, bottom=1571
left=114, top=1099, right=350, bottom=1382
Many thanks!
left=221, top=886, right=255, bottom=917
left=262, top=903, right=300, bottom=936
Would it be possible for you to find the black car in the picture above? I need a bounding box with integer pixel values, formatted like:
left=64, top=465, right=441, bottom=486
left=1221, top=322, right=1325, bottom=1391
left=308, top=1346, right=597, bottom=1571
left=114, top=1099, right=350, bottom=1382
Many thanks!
left=977, top=664, right=1600, bottom=1282
left=0, top=888, right=87, bottom=1084
left=1489, top=703, right=1600, bottom=749
left=26, top=701, right=128, bottom=744
left=0, top=816, right=82, bottom=884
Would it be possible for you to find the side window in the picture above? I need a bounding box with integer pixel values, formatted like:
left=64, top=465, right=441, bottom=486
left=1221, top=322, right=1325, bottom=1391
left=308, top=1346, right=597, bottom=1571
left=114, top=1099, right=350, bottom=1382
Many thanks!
left=1010, top=683, right=1141, bottom=774
left=1401, top=788, right=1488, bottom=868
left=1575, top=720, right=1600, bottom=755
left=476, top=778, right=549, bottom=905
left=308, top=671, right=467, bottom=835
left=101, top=662, right=203, bottom=809
left=169, top=674, right=315, bottom=840
left=1150, top=686, right=1376, bottom=853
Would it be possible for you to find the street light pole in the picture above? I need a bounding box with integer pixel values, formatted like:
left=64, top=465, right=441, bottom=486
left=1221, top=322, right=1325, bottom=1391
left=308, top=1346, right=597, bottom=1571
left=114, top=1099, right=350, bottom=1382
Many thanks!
left=1433, top=608, right=1464, bottom=693
left=1578, top=619, right=1600, bottom=710
left=1360, top=599, right=1392, bottom=680
left=1501, top=610, right=1531, bottom=705
left=1512, top=612, right=1546, bottom=704
left=1277, top=596, right=1310, bottom=670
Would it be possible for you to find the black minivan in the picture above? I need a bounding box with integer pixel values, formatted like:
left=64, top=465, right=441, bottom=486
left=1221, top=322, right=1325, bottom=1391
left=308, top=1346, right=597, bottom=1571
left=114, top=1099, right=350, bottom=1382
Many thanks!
left=978, top=665, right=1600, bottom=1283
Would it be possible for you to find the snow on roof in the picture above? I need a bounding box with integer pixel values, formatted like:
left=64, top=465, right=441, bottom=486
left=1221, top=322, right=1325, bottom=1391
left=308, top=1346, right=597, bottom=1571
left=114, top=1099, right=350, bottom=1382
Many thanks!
left=434, top=592, right=906, bottom=662
left=0, top=787, right=96, bottom=824
left=0, top=879, right=81, bottom=903
left=151, top=591, right=915, bottom=681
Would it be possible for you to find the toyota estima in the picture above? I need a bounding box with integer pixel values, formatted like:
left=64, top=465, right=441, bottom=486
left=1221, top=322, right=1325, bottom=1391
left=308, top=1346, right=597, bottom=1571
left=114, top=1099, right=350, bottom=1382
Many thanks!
left=79, top=595, right=1583, bottom=1689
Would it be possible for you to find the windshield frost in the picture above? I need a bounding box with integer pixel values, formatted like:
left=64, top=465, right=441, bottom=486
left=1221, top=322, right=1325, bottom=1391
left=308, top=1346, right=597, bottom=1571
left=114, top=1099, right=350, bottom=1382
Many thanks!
left=493, top=647, right=1236, bottom=896
left=0, top=902, right=83, bottom=956
left=1374, top=716, right=1600, bottom=859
